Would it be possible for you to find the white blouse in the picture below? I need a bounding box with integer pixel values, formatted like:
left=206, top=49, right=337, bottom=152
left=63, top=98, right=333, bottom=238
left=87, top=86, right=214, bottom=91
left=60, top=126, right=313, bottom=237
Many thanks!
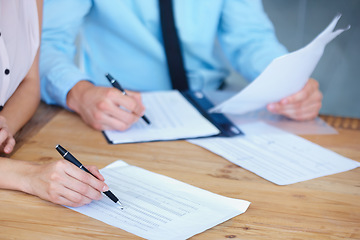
left=0, top=0, right=40, bottom=107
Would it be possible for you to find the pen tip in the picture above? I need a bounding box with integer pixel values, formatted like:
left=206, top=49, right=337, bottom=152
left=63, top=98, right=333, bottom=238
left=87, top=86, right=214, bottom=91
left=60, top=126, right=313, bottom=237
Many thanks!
left=117, top=202, right=124, bottom=210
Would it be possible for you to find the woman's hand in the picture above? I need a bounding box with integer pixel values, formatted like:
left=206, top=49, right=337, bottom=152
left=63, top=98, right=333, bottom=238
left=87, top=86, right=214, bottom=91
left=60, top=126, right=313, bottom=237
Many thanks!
left=0, top=116, right=16, bottom=154
left=23, top=160, right=108, bottom=207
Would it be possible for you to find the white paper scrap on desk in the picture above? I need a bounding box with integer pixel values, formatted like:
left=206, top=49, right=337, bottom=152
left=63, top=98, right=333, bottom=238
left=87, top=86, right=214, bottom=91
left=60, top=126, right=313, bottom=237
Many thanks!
left=188, top=122, right=360, bottom=185
left=104, top=90, right=219, bottom=144
left=67, top=160, right=250, bottom=240
left=210, top=14, right=350, bottom=114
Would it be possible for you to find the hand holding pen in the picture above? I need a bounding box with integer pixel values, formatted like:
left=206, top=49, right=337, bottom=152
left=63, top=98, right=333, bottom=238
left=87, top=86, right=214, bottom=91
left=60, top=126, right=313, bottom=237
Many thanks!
left=21, top=149, right=110, bottom=207
left=67, top=80, right=146, bottom=131
left=106, top=73, right=151, bottom=125
left=56, top=145, right=124, bottom=209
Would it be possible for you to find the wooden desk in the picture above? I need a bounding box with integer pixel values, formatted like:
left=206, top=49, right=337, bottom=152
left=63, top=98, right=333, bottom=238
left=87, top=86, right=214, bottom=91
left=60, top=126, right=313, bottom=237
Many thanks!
left=1, top=105, right=359, bottom=239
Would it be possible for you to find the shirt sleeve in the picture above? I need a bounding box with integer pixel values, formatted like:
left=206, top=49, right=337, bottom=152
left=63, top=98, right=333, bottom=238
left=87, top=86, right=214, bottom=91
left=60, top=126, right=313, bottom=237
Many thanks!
left=218, top=0, right=288, bottom=82
left=40, top=0, right=92, bottom=108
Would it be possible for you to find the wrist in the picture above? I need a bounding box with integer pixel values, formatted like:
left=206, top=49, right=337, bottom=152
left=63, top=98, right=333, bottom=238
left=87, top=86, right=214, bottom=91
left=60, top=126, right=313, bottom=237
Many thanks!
left=0, top=115, right=8, bottom=129
left=17, top=161, right=39, bottom=195
left=0, top=113, right=15, bottom=136
left=0, top=158, right=37, bottom=194
left=66, top=80, right=94, bottom=112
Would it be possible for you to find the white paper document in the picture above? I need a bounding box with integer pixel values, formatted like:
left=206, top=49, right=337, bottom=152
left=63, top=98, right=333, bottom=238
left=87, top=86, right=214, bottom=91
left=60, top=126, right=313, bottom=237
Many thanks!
left=210, top=14, right=350, bottom=114
left=189, top=122, right=360, bottom=185
left=204, top=90, right=337, bottom=135
left=68, top=160, right=250, bottom=240
left=104, top=91, right=219, bottom=144
left=226, top=108, right=337, bottom=135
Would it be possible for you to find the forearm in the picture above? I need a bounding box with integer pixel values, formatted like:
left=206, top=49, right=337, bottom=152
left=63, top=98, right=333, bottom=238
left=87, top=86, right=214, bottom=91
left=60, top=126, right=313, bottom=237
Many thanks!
left=0, top=157, right=36, bottom=193
left=0, top=77, right=40, bottom=135
left=40, top=0, right=92, bottom=107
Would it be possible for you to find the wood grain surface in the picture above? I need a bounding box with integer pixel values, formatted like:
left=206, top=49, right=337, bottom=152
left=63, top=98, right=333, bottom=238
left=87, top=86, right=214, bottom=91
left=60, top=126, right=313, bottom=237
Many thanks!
left=0, top=108, right=359, bottom=239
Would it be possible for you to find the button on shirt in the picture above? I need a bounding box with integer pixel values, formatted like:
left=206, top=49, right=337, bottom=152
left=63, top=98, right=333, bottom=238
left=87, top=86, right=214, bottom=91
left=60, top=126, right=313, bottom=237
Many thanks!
left=0, top=0, right=40, bottom=107
left=40, top=0, right=288, bottom=108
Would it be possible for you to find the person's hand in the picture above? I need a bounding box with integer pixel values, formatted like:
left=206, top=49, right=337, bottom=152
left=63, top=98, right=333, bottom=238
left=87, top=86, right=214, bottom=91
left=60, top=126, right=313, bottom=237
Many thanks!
left=267, top=78, right=323, bottom=121
left=67, top=81, right=146, bottom=131
left=24, top=160, right=108, bottom=207
left=0, top=116, right=16, bottom=154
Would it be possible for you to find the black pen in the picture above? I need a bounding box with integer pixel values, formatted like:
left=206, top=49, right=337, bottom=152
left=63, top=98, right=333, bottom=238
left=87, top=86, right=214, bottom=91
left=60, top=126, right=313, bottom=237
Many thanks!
left=105, top=73, right=151, bottom=125
left=55, top=144, right=124, bottom=209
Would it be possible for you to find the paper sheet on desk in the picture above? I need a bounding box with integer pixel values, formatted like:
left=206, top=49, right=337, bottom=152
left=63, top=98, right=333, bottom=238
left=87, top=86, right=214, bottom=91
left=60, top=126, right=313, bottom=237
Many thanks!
left=188, top=122, right=360, bottom=185
left=227, top=108, right=337, bottom=135
left=104, top=91, right=219, bottom=144
left=210, top=14, right=350, bottom=114
left=204, top=91, right=337, bottom=135
left=67, top=160, right=250, bottom=240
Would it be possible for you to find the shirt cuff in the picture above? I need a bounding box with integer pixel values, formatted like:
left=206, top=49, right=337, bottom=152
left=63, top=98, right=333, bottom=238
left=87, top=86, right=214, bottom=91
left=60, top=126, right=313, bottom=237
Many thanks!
left=43, top=69, right=92, bottom=110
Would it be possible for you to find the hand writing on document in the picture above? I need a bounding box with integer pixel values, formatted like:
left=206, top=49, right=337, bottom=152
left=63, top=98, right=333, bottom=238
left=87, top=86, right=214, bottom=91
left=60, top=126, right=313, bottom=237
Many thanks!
left=267, top=78, right=323, bottom=121
left=23, top=160, right=108, bottom=207
left=67, top=80, right=145, bottom=131
left=0, top=116, right=16, bottom=154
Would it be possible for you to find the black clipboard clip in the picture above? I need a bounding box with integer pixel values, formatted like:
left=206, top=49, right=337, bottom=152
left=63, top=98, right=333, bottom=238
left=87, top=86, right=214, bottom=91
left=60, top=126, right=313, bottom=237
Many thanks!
left=182, top=91, right=243, bottom=137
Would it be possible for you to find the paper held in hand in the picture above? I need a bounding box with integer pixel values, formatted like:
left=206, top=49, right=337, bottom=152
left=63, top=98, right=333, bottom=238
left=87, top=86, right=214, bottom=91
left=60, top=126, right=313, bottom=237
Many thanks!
left=210, top=14, right=350, bottom=115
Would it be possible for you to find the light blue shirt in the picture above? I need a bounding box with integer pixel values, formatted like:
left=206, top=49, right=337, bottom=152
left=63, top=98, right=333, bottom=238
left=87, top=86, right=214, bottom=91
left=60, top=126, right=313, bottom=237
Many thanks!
left=40, top=0, right=287, bottom=107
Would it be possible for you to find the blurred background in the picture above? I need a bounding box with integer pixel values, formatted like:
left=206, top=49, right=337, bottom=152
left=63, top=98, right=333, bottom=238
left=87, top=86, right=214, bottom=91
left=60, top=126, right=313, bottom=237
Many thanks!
left=225, top=0, right=360, bottom=118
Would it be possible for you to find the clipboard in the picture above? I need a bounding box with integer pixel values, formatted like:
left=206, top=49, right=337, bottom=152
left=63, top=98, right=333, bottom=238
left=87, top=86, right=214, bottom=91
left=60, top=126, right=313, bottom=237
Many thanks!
left=181, top=91, right=243, bottom=137
left=103, top=90, right=242, bottom=144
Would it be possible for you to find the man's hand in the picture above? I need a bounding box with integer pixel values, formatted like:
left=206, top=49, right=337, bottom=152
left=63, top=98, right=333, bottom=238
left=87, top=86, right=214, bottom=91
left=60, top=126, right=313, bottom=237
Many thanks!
left=267, top=78, right=323, bottom=121
left=0, top=116, right=16, bottom=154
left=67, top=81, right=145, bottom=131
